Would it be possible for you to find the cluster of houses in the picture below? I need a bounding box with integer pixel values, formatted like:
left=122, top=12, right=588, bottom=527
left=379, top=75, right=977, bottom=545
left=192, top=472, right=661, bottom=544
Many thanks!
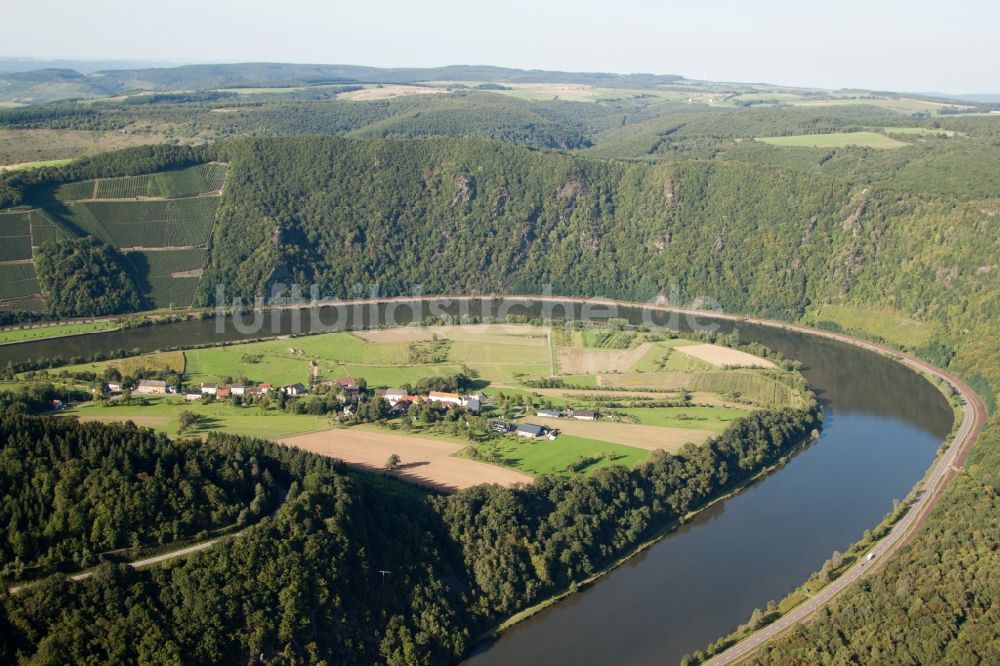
left=490, top=408, right=602, bottom=441
left=373, top=386, right=487, bottom=415
left=535, top=408, right=600, bottom=421
left=188, top=382, right=304, bottom=401
left=108, top=379, right=309, bottom=400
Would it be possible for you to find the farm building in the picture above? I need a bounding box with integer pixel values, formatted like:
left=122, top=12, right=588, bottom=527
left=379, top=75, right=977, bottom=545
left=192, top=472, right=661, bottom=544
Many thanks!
left=283, top=383, right=308, bottom=396
left=465, top=397, right=481, bottom=413
left=571, top=410, right=600, bottom=421
left=216, top=387, right=231, bottom=399
left=492, top=421, right=515, bottom=433
left=429, top=391, right=463, bottom=406
left=185, top=392, right=202, bottom=401
left=537, top=409, right=563, bottom=418
left=200, top=383, right=218, bottom=395
left=516, top=423, right=550, bottom=439
left=336, top=377, right=359, bottom=395
left=230, top=384, right=246, bottom=396
left=105, top=382, right=122, bottom=393
left=134, top=379, right=167, bottom=395
left=259, top=383, right=273, bottom=393
left=379, top=388, right=409, bottom=405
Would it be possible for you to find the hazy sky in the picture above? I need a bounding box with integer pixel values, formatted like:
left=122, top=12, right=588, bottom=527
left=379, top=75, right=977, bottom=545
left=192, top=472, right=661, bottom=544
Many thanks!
left=5, top=0, right=998, bottom=93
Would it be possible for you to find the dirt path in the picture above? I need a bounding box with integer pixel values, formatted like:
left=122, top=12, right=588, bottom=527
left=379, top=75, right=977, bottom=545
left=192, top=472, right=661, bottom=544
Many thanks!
left=8, top=539, right=219, bottom=595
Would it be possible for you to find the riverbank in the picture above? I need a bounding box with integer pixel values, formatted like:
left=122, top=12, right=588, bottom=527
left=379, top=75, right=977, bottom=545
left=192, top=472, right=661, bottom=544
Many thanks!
left=474, top=424, right=820, bottom=646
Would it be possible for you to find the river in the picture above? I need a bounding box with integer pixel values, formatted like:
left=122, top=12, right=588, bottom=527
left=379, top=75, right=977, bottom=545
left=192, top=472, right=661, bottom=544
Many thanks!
left=0, top=298, right=953, bottom=665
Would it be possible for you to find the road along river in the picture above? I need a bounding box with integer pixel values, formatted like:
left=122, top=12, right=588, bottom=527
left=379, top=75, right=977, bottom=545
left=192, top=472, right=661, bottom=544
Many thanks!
left=0, top=297, right=969, bottom=664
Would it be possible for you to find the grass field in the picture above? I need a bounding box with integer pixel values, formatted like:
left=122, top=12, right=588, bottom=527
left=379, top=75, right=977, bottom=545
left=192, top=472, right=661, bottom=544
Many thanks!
left=0, top=128, right=163, bottom=166
left=69, top=397, right=329, bottom=440
left=616, top=406, right=747, bottom=431
left=29, top=322, right=809, bottom=488
left=0, top=159, right=73, bottom=172
left=0, top=320, right=120, bottom=344
left=185, top=344, right=310, bottom=386
left=56, top=350, right=186, bottom=377
left=881, top=127, right=961, bottom=137
left=756, top=132, right=909, bottom=149
left=806, top=303, right=941, bottom=347
left=481, top=433, right=649, bottom=476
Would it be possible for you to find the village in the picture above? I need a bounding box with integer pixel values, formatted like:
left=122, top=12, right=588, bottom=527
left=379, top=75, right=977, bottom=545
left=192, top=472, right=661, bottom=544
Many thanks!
left=108, top=374, right=604, bottom=442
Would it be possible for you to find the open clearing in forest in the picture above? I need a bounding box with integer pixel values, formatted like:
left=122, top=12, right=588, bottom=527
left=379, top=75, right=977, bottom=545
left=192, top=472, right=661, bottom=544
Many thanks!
left=279, top=428, right=533, bottom=491
left=674, top=343, right=776, bottom=368
left=529, top=415, right=713, bottom=452
left=755, top=132, right=908, bottom=149
left=343, top=85, right=448, bottom=101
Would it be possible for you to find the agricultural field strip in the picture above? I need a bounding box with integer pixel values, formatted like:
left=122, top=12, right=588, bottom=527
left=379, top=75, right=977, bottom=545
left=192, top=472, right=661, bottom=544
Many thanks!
left=278, top=428, right=533, bottom=491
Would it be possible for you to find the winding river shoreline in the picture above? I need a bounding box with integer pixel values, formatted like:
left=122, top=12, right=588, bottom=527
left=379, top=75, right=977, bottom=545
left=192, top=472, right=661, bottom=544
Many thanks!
left=0, top=295, right=983, bottom=664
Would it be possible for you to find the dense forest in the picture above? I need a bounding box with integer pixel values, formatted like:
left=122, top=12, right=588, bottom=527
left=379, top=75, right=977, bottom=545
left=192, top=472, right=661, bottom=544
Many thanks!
left=0, top=414, right=282, bottom=578
left=1, top=84, right=999, bottom=662
left=0, top=402, right=818, bottom=663
left=34, top=237, right=142, bottom=316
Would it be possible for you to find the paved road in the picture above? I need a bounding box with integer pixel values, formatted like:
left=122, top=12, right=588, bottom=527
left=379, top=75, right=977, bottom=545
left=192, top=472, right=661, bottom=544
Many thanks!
left=321, top=295, right=986, bottom=664
left=693, top=322, right=986, bottom=665
left=5, top=294, right=986, bottom=658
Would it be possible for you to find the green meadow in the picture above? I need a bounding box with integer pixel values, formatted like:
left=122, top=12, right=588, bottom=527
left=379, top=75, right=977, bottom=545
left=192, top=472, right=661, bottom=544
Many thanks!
left=756, top=132, right=908, bottom=149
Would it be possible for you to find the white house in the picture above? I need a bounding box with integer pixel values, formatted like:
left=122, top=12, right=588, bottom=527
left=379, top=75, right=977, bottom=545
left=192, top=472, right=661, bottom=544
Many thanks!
left=536, top=409, right=563, bottom=418
left=200, top=383, right=218, bottom=396
left=230, top=384, right=246, bottom=397
left=283, top=383, right=308, bottom=396
left=381, top=389, right=408, bottom=406
left=134, top=379, right=167, bottom=395
left=429, top=391, right=463, bottom=406
left=571, top=411, right=600, bottom=421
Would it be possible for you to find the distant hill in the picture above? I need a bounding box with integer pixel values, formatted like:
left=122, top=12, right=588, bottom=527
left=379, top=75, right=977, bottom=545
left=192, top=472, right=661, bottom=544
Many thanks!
left=0, top=61, right=683, bottom=104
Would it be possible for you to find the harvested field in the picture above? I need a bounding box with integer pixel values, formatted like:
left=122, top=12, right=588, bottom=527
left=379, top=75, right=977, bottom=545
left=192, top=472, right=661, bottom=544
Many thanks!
left=557, top=342, right=652, bottom=374
left=530, top=416, right=713, bottom=452
left=279, top=428, right=533, bottom=492
left=343, top=85, right=448, bottom=101
left=674, top=343, right=776, bottom=368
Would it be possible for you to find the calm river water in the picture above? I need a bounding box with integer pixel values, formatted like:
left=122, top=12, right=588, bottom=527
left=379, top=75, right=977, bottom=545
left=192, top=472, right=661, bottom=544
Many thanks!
left=0, top=299, right=951, bottom=665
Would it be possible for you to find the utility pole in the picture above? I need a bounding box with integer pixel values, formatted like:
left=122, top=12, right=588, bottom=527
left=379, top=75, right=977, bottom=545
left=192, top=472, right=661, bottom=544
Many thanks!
left=378, top=569, right=391, bottom=589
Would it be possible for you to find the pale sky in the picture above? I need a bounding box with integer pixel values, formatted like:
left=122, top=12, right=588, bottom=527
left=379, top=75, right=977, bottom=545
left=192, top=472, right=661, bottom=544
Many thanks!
left=4, top=0, right=998, bottom=93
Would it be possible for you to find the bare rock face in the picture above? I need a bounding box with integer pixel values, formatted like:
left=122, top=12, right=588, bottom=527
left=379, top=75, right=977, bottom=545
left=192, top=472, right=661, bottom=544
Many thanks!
left=841, top=188, right=870, bottom=234
left=652, top=230, right=672, bottom=252
left=663, top=176, right=677, bottom=202
left=492, top=185, right=510, bottom=218
left=556, top=176, right=585, bottom=199
left=712, top=228, right=726, bottom=253
left=451, top=175, right=476, bottom=207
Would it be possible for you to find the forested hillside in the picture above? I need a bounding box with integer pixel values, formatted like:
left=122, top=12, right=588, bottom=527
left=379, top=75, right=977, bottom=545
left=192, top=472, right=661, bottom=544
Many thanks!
left=0, top=414, right=281, bottom=578
left=1, top=405, right=817, bottom=663
left=1, top=102, right=999, bottom=663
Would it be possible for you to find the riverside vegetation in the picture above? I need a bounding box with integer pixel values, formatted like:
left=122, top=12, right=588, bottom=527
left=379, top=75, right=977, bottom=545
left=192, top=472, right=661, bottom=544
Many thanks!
left=0, top=68, right=999, bottom=663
